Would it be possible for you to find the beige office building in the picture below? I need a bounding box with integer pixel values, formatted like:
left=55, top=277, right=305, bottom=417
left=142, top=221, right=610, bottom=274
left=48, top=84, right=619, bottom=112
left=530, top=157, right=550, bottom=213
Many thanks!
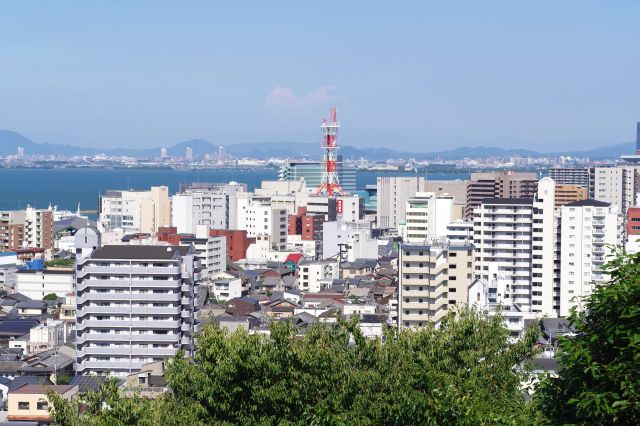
left=98, top=186, right=170, bottom=234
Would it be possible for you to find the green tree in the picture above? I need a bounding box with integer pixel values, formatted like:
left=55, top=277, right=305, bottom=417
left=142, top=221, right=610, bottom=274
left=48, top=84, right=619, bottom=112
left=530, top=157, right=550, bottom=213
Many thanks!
left=48, top=308, right=540, bottom=425
left=43, top=293, right=58, bottom=301
left=166, top=309, right=540, bottom=425
left=535, top=250, right=640, bottom=424
left=47, top=379, right=203, bottom=426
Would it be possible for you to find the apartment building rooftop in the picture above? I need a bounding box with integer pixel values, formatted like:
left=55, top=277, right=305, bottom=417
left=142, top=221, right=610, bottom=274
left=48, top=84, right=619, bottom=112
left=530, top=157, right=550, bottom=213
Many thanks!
left=90, top=245, right=190, bottom=260
left=564, top=199, right=611, bottom=207
left=481, top=197, right=533, bottom=205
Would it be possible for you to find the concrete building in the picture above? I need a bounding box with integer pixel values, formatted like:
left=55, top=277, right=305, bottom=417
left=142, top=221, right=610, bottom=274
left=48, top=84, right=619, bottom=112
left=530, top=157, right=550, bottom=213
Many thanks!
left=288, top=207, right=324, bottom=241
left=555, top=184, right=588, bottom=207
left=403, top=192, right=453, bottom=243
left=178, top=231, right=226, bottom=281
left=73, top=226, right=102, bottom=260
left=376, top=176, right=425, bottom=230
left=626, top=206, right=640, bottom=237
left=445, top=221, right=473, bottom=245
left=446, top=245, right=475, bottom=307
left=28, top=319, right=67, bottom=356
left=0, top=252, right=18, bottom=291
left=423, top=180, right=468, bottom=204
left=15, top=269, right=75, bottom=300
left=465, top=171, right=538, bottom=220
left=322, top=220, right=378, bottom=262
left=298, top=260, right=339, bottom=293
left=236, top=201, right=288, bottom=251
left=7, top=384, right=78, bottom=423
left=548, top=167, right=591, bottom=189
left=398, top=243, right=449, bottom=328
left=591, top=166, right=638, bottom=215
left=98, top=186, right=170, bottom=234
left=171, top=182, right=246, bottom=233
left=255, top=179, right=309, bottom=214
left=473, top=177, right=557, bottom=316
left=398, top=243, right=475, bottom=329
left=278, top=158, right=357, bottom=194
left=75, top=245, right=203, bottom=376
left=559, top=200, right=620, bottom=316
left=209, top=230, right=254, bottom=261
left=0, top=207, right=54, bottom=252
left=212, top=276, right=250, bottom=302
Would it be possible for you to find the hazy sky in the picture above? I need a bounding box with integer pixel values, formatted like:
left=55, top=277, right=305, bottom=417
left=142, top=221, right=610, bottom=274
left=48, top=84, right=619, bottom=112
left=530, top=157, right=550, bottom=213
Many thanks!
left=1, top=1, right=638, bottom=152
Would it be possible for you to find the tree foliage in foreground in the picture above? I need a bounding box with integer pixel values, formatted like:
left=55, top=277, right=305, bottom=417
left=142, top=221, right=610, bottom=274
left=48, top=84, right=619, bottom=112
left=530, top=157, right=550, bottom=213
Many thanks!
left=50, top=309, right=540, bottom=425
left=535, top=251, right=640, bottom=424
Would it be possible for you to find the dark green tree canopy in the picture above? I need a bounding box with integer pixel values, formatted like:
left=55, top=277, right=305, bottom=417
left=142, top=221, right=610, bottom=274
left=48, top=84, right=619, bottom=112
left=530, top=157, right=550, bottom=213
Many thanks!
left=50, top=309, right=541, bottom=425
left=535, top=251, right=640, bottom=424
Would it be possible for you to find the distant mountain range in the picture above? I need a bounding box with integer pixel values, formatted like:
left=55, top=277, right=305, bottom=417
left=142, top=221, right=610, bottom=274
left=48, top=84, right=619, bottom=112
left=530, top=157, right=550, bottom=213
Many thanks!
left=0, top=128, right=633, bottom=161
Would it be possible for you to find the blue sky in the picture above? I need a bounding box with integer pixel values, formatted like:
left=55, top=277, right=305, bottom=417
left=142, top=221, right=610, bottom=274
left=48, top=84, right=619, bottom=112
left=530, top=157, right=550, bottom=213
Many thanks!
left=0, top=1, right=638, bottom=152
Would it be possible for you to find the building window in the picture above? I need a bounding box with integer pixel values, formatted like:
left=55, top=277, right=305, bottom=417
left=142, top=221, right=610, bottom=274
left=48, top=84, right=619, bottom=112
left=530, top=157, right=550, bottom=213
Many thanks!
left=37, top=401, right=48, bottom=410
left=18, top=402, right=29, bottom=410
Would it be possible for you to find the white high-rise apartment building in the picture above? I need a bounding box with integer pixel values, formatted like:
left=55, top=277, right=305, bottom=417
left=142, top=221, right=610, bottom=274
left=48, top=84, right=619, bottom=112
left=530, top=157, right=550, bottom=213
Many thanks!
left=376, top=176, right=425, bottom=230
left=559, top=200, right=620, bottom=316
left=473, top=177, right=557, bottom=316
left=237, top=201, right=288, bottom=251
left=591, top=166, right=638, bottom=214
left=76, top=245, right=203, bottom=376
left=403, top=192, right=453, bottom=243
left=99, top=186, right=171, bottom=234
left=171, top=182, right=246, bottom=234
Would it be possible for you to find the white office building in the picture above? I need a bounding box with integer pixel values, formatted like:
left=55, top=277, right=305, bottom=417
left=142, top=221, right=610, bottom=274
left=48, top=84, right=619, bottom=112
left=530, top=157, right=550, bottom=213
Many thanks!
left=15, top=269, right=75, bottom=300
left=171, top=182, right=246, bottom=234
left=403, top=192, right=453, bottom=243
left=237, top=201, right=288, bottom=251
left=99, top=186, right=171, bottom=234
left=376, top=176, right=425, bottom=230
left=591, top=166, right=638, bottom=214
left=559, top=200, right=620, bottom=316
left=298, top=260, right=339, bottom=293
left=75, top=245, right=203, bottom=376
left=179, top=228, right=226, bottom=281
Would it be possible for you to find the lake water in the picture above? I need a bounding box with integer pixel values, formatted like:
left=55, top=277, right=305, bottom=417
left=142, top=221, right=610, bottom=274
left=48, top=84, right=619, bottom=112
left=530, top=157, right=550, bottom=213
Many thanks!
left=0, top=168, right=470, bottom=214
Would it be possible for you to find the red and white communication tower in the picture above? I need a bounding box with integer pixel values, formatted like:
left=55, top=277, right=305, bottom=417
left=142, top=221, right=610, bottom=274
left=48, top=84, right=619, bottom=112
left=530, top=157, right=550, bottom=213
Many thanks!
left=316, top=107, right=345, bottom=196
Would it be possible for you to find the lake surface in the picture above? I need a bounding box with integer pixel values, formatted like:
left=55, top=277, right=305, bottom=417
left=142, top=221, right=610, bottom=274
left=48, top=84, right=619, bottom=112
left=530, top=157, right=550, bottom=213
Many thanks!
left=0, top=168, right=470, bottom=214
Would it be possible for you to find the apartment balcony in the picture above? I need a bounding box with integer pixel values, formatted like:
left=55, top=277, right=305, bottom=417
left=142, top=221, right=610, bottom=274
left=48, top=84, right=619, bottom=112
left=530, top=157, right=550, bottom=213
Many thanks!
left=77, top=319, right=180, bottom=329
left=77, top=305, right=181, bottom=318
left=77, top=360, right=146, bottom=371
left=77, top=346, right=177, bottom=357
left=76, top=292, right=181, bottom=304
left=77, top=306, right=133, bottom=316
left=77, top=279, right=181, bottom=291
left=77, top=333, right=180, bottom=344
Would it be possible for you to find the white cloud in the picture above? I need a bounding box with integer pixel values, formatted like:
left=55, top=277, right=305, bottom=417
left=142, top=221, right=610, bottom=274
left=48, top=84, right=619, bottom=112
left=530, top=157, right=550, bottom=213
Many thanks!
left=263, top=85, right=343, bottom=109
